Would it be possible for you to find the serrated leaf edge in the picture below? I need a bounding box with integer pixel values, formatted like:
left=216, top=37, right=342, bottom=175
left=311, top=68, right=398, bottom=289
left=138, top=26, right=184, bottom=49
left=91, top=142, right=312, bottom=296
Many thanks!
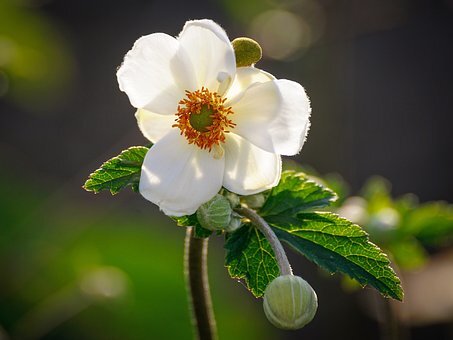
left=83, top=146, right=149, bottom=195
left=270, top=212, right=403, bottom=300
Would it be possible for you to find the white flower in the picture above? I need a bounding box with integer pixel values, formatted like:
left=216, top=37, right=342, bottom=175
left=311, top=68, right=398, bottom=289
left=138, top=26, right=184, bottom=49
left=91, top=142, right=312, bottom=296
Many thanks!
left=117, top=20, right=311, bottom=216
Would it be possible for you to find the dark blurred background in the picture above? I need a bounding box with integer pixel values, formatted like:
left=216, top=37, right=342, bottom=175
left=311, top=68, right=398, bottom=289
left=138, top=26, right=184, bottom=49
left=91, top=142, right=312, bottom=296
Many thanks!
left=1, top=0, right=452, bottom=339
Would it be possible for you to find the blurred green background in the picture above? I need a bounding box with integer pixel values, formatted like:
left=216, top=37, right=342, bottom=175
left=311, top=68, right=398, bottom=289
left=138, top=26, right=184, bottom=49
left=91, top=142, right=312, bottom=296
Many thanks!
left=1, top=0, right=453, bottom=339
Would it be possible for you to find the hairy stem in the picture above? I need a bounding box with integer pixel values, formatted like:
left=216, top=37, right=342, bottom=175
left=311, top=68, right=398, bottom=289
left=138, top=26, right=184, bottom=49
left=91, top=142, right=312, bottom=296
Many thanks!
left=184, top=227, right=218, bottom=340
left=235, top=206, right=292, bottom=276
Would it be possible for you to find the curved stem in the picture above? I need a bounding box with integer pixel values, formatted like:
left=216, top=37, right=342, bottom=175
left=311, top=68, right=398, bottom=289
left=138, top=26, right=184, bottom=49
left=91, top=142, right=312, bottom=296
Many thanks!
left=184, top=227, right=218, bottom=340
left=235, top=206, right=292, bottom=276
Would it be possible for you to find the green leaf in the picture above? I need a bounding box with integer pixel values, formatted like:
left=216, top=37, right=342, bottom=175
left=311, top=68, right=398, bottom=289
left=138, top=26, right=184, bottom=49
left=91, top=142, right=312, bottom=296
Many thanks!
left=225, top=224, right=279, bottom=297
left=172, top=214, right=212, bottom=239
left=83, top=146, right=149, bottom=194
left=172, top=214, right=199, bottom=228
left=267, top=212, right=403, bottom=300
left=260, top=171, right=337, bottom=217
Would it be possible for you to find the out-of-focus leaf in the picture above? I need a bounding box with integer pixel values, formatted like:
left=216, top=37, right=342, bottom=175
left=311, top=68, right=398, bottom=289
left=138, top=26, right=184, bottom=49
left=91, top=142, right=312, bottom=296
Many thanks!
left=361, top=176, right=393, bottom=213
left=387, top=239, right=427, bottom=270
left=220, top=0, right=273, bottom=24
left=401, top=202, right=453, bottom=246
left=0, top=0, right=74, bottom=111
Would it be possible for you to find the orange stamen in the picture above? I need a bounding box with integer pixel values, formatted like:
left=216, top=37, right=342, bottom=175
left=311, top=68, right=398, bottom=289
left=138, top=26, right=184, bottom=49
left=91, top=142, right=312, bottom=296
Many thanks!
left=173, top=87, right=235, bottom=151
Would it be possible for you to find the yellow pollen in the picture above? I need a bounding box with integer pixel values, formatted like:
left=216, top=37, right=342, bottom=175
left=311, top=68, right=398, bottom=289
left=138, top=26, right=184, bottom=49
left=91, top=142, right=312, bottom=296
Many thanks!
left=173, top=87, right=235, bottom=151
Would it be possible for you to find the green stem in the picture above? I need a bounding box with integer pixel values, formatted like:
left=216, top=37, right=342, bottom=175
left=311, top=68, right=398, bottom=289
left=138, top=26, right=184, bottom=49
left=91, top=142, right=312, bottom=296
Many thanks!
left=235, top=206, right=293, bottom=276
left=184, top=227, right=218, bottom=340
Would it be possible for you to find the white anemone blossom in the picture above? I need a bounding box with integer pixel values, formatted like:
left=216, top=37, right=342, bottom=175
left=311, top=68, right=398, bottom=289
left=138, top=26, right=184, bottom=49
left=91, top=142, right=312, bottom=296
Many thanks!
left=117, top=20, right=311, bottom=216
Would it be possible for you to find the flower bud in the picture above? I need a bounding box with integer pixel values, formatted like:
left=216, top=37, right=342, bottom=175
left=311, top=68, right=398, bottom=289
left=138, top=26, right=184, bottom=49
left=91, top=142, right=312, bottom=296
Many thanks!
left=224, top=211, right=242, bottom=233
left=241, top=193, right=266, bottom=209
left=263, top=275, right=318, bottom=330
left=232, top=37, right=262, bottom=67
left=223, top=191, right=240, bottom=208
left=197, top=194, right=232, bottom=231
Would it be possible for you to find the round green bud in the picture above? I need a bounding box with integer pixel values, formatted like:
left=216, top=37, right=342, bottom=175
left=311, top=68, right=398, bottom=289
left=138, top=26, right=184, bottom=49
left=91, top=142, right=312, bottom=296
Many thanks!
left=223, top=191, right=240, bottom=208
left=263, top=275, right=318, bottom=330
left=232, top=37, right=262, bottom=67
left=224, top=211, right=242, bottom=233
left=241, top=193, right=266, bottom=209
left=197, top=194, right=232, bottom=231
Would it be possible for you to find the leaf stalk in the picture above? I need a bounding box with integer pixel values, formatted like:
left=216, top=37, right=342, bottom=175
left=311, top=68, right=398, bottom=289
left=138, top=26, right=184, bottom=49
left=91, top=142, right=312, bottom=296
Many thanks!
left=235, top=206, right=293, bottom=276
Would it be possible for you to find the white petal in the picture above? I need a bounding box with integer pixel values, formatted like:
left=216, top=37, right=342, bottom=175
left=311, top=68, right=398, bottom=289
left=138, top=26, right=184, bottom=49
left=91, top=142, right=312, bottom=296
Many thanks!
left=178, top=20, right=236, bottom=92
left=224, top=67, right=275, bottom=101
left=230, top=79, right=311, bottom=156
left=223, top=133, right=282, bottom=195
left=117, top=33, right=196, bottom=114
left=139, top=130, right=224, bottom=216
left=135, top=109, right=176, bottom=144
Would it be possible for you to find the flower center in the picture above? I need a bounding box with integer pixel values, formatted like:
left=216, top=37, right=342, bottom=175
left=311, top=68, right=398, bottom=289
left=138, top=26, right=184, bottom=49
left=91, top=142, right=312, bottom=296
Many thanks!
left=189, top=104, right=214, bottom=133
left=173, top=87, right=235, bottom=151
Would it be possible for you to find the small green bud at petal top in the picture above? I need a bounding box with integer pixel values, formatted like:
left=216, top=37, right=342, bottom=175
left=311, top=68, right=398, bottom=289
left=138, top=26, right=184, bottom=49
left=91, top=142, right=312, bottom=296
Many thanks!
left=263, top=275, right=318, bottom=330
left=197, top=194, right=232, bottom=231
left=232, top=37, right=262, bottom=67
